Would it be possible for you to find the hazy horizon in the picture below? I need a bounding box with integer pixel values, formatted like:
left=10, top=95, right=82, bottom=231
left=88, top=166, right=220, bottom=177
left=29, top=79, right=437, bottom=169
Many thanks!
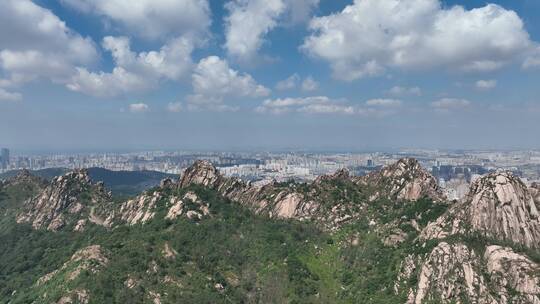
left=2, top=0, right=540, bottom=151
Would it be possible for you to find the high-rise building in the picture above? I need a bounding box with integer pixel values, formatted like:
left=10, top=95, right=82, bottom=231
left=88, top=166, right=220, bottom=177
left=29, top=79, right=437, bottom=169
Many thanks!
left=1, top=148, right=9, bottom=169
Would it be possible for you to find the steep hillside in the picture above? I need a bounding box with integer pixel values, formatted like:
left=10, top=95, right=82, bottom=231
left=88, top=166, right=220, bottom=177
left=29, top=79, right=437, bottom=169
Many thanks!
left=0, top=159, right=538, bottom=304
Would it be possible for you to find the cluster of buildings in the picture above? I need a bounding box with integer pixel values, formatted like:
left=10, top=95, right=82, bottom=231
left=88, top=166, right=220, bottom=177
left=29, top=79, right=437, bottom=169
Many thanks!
left=0, top=148, right=9, bottom=170
left=2, top=148, right=540, bottom=200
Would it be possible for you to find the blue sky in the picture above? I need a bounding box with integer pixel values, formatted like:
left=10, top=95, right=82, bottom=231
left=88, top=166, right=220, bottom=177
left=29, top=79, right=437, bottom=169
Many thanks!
left=1, top=0, right=540, bottom=152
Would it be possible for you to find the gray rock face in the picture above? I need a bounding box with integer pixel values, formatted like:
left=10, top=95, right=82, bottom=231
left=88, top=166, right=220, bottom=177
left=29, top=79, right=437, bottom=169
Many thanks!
left=358, top=158, right=446, bottom=202
left=177, top=158, right=445, bottom=228
left=402, top=171, right=540, bottom=304
left=422, top=171, right=540, bottom=249
left=407, top=242, right=494, bottom=304
left=484, top=245, right=540, bottom=303
left=16, top=169, right=111, bottom=231
left=178, top=160, right=318, bottom=220
left=401, top=242, right=540, bottom=304
left=178, top=160, right=221, bottom=188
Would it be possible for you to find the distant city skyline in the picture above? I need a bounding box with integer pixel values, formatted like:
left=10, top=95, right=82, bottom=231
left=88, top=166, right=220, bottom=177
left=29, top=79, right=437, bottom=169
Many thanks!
left=2, top=0, right=540, bottom=150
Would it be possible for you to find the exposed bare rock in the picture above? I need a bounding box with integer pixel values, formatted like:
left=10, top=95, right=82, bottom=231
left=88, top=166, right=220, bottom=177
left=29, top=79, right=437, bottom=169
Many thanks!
left=56, top=289, right=89, bottom=304
left=165, top=196, right=184, bottom=220
left=357, top=158, right=446, bottom=202
left=176, top=158, right=443, bottom=229
left=160, top=178, right=174, bottom=188
left=405, top=242, right=495, bottom=304
left=162, top=242, right=178, bottom=259
left=401, top=242, right=540, bottom=304
left=178, top=161, right=320, bottom=220
left=531, top=183, right=540, bottom=207
left=422, top=171, right=540, bottom=248
left=118, top=191, right=162, bottom=225
left=314, top=168, right=350, bottom=184
left=38, top=245, right=108, bottom=286
left=16, top=170, right=112, bottom=231
left=178, top=160, right=221, bottom=188
left=124, top=275, right=139, bottom=289
left=148, top=291, right=162, bottom=304
left=484, top=245, right=540, bottom=303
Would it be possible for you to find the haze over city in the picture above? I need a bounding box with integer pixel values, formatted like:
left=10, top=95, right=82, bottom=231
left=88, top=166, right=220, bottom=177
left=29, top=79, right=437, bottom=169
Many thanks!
left=1, top=0, right=540, bottom=152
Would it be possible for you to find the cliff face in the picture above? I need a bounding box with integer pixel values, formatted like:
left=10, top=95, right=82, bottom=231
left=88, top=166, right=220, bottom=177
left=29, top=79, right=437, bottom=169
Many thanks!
left=422, top=171, right=540, bottom=249
left=399, top=242, right=540, bottom=304
left=357, top=158, right=446, bottom=202
left=16, top=169, right=112, bottom=231
left=399, top=171, right=540, bottom=304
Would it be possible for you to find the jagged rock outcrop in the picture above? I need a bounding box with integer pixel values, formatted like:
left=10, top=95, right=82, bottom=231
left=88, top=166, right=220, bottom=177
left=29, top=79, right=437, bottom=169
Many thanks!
left=531, top=183, right=540, bottom=207
left=357, top=158, right=446, bottom=202
left=16, top=169, right=112, bottom=231
left=116, top=188, right=211, bottom=225
left=177, top=159, right=445, bottom=228
left=485, top=245, right=540, bottom=303
left=399, top=242, right=540, bottom=304
left=179, top=160, right=318, bottom=220
left=119, top=190, right=163, bottom=225
left=400, top=171, right=540, bottom=303
left=178, top=160, right=222, bottom=188
left=36, top=245, right=107, bottom=304
left=38, top=245, right=109, bottom=286
left=165, top=191, right=210, bottom=221
left=422, top=171, right=540, bottom=248
left=405, top=242, right=495, bottom=304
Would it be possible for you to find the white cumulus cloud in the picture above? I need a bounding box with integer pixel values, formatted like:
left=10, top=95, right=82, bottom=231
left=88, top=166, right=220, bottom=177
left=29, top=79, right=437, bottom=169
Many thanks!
left=256, top=96, right=398, bottom=116
left=129, top=103, right=149, bottom=113
left=0, top=88, right=22, bottom=102
left=475, top=80, right=497, bottom=90
left=365, top=99, right=402, bottom=107
left=184, top=56, right=269, bottom=111
left=302, top=0, right=533, bottom=81
left=0, top=0, right=97, bottom=86
left=431, top=98, right=471, bottom=111
left=301, top=76, right=319, bottom=91
left=61, top=0, right=211, bottom=41
left=276, top=74, right=300, bottom=90
left=388, top=86, right=422, bottom=97
left=67, top=36, right=194, bottom=97
left=167, top=102, right=183, bottom=113
left=224, top=0, right=319, bottom=60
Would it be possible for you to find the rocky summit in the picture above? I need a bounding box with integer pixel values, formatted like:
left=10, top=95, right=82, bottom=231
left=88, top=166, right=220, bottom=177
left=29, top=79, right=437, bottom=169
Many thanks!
left=15, top=169, right=112, bottom=231
left=1, top=159, right=539, bottom=304
left=357, top=158, right=446, bottom=202
left=422, top=171, right=540, bottom=248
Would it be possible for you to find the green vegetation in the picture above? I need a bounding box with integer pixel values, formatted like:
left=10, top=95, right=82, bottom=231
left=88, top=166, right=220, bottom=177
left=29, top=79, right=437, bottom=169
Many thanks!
left=0, top=180, right=446, bottom=303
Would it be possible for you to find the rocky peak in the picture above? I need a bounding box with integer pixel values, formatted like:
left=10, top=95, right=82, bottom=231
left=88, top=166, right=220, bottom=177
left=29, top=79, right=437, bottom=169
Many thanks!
left=422, top=171, right=540, bottom=248
left=16, top=169, right=112, bottom=231
left=466, top=171, right=540, bottom=248
left=530, top=182, right=540, bottom=206
left=178, top=160, right=222, bottom=188
left=359, top=158, right=445, bottom=202
left=314, top=168, right=350, bottom=184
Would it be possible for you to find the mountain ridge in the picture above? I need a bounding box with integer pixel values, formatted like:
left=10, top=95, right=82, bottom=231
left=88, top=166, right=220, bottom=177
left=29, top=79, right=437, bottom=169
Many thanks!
left=1, top=158, right=539, bottom=303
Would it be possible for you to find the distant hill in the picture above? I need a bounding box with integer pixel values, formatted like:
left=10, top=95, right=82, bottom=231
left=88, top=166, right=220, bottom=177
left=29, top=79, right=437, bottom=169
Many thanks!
left=0, top=168, right=177, bottom=197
